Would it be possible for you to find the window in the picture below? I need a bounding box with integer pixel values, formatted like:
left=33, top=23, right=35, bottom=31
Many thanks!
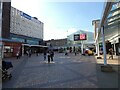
left=4, top=46, right=13, bottom=53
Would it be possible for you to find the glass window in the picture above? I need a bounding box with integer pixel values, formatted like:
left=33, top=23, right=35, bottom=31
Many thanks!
left=4, top=46, right=13, bottom=53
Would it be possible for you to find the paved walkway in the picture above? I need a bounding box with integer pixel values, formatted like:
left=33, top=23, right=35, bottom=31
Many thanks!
left=96, top=55, right=119, bottom=65
left=2, top=53, right=118, bottom=88
left=95, top=55, right=119, bottom=73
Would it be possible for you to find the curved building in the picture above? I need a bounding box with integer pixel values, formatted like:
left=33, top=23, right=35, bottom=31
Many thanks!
left=67, top=30, right=95, bottom=49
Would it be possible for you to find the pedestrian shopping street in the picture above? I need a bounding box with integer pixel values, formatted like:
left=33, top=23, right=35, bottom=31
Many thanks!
left=2, top=52, right=118, bottom=88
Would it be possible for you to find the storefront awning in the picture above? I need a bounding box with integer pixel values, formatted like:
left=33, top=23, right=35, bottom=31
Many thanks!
left=22, top=44, right=48, bottom=47
left=0, top=38, right=23, bottom=43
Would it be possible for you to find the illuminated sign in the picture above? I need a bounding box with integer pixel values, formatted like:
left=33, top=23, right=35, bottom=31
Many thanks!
left=21, top=12, right=31, bottom=20
left=74, top=34, right=87, bottom=41
left=74, top=34, right=80, bottom=41
left=80, top=34, right=87, bottom=40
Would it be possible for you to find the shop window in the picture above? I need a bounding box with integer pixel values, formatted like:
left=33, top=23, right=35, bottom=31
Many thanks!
left=4, top=46, right=13, bottom=53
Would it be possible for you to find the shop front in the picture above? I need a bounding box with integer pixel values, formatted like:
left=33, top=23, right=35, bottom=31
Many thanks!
left=3, top=41, right=22, bottom=58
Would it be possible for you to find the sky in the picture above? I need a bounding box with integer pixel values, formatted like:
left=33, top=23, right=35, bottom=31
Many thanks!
left=11, top=0, right=104, bottom=40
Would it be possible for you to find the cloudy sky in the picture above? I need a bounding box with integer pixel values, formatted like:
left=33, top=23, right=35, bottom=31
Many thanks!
left=11, top=0, right=104, bottom=40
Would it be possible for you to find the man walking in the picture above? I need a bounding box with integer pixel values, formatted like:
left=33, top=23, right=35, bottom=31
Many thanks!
left=47, top=51, right=51, bottom=63
left=16, top=52, right=20, bottom=59
left=43, top=51, right=47, bottom=60
left=50, top=51, right=54, bottom=61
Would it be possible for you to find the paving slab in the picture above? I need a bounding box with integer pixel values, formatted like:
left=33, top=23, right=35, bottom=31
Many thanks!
left=2, top=53, right=119, bottom=88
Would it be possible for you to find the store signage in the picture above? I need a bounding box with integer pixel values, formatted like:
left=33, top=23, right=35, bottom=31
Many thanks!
left=80, top=33, right=87, bottom=40
left=74, top=34, right=80, bottom=41
left=74, top=34, right=87, bottom=41
left=21, top=12, right=31, bottom=20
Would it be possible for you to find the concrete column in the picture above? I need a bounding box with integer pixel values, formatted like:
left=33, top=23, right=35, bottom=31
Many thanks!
left=22, top=45, right=24, bottom=56
left=113, top=42, right=116, bottom=56
left=81, top=41, right=84, bottom=54
left=101, top=26, right=107, bottom=65
left=95, top=43, right=97, bottom=55
left=0, top=2, right=2, bottom=37
left=0, top=2, right=3, bottom=90
left=97, top=40, right=100, bottom=57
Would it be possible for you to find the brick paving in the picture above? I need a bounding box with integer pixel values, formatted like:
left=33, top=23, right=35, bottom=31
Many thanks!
left=2, top=52, right=119, bottom=88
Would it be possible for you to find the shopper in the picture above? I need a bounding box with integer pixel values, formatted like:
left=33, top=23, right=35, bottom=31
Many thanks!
left=47, top=51, right=51, bottom=63
left=43, top=51, right=47, bottom=60
left=75, top=50, right=77, bottom=56
left=16, top=52, right=20, bottom=59
left=29, top=49, right=32, bottom=57
left=50, top=51, right=54, bottom=61
left=109, top=48, right=113, bottom=59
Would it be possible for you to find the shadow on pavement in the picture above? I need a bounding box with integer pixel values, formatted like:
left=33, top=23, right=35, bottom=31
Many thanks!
left=96, top=63, right=119, bottom=88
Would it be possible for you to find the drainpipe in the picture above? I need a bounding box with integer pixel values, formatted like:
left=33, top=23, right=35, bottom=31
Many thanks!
left=101, top=26, right=107, bottom=65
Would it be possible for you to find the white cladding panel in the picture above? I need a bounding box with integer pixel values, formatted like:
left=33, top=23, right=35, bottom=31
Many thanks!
left=10, top=7, right=43, bottom=39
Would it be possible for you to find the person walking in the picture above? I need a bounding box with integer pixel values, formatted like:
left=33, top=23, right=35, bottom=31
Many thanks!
left=47, top=51, right=51, bottom=63
left=29, top=49, right=32, bottom=57
left=65, top=50, right=68, bottom=55
left=50, top=51, right=54, bottom=61
left=36, top=50, right=39, bottom=56
left=16, top=52, right=20, bottom=59
left=43, top=51, right=47, bottom=60
left=75, top=50, right=77, bottom=56
left=109, top=48, right=113, bottom=59
left=26, top=50, right=29, bottom=56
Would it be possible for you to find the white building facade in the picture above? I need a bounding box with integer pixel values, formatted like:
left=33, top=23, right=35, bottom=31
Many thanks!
left=1, top=4, right=45, bottom=58
left=10, top=7, right=44, bottom=45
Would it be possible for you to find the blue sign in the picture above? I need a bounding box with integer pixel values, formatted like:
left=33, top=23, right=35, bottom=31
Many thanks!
left=21, top=12, right=31, bottom=20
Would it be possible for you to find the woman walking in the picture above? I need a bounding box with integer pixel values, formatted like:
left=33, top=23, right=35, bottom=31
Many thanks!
left=43, top=51, right=47, bottom=60
left=50, top=51, right=54, bottom=61
left=109, top=48, right=113, bottom=59
left=47, top=51, right=51, bottom=63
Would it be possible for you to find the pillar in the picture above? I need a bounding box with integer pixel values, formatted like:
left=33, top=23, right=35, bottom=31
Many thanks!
left=81, top=41, right=84, bottom=54
left=22, top=45, right=24, bottom=56
left=113, top=41, right=116, bottom=56
left=101, top=26, right=107, bottom=65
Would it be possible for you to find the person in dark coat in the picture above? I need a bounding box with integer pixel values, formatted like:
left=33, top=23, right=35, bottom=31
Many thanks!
left=43, top=51, right=47, bottom=60
left=16, top=52, right=20, bottom=59
left=47, top=51, right=51, bottom=63
left=29, top=50, right=32, bottom=57
left=109, top=48, right=113, bottom=59
left=50, top=51, right=54, bottom=61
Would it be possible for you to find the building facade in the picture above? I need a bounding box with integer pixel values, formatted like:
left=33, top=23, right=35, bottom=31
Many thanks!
left=66, top=30, right=95, bottom=53
left=92, top=20, right=100, bottom=40
left=1, top=2, right=44, bottom=57
left=45, top=38, right=67, bottom=50
left=67, top=30, right=95, bottom=47
left=10, top=7, right=43, bottom=45
left=94, top=1, right=120, bottom=56
left=100, top=1, right=120, bottom=55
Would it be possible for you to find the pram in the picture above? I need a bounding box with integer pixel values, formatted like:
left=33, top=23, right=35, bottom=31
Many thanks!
left=2, top=61, right=13, bottom=81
